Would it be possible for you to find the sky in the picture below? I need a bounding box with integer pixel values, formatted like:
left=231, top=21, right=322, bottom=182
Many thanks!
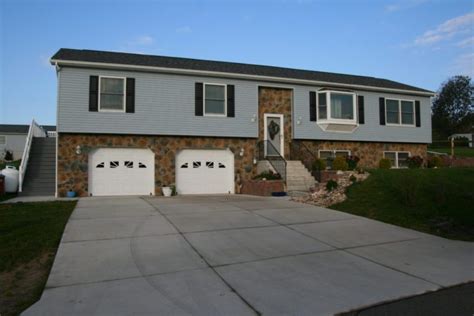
left=0, top=0, right=473, bottom=125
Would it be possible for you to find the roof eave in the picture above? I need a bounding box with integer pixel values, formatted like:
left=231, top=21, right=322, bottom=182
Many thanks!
left=50, top=59, right=436, bottom=97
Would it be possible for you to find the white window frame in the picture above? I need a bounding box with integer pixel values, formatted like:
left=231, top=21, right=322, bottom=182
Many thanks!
left=0, top=135, right=6, bottom=145
left=98, top=76, right=126, bottom=113
left=318, top=149, right=351, bottom=158
left=203, top=83, right=227, bottom=117
left=385, top=98, right=415, bottom=127
left=383, top=151, right=411, bottom=168
left=317, top=90, right=357, bottom=124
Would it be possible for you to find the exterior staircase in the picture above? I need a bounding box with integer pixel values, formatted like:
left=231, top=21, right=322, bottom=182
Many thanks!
left=286, top=160, right=317, bottom=192
left=20, top=137, right=55, bottom=196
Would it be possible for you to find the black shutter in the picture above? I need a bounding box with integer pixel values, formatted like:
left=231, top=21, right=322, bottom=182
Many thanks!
left=379, top=97, right=386, bottom=125
left=358, top=95, right=365, bottom=124
left=195, top=82, right=203, bottom=116
left=89, top=76, right=99, bottom=112
left=309, top=91, right=317, bottom=121
left=415, top=100, right=421, bottom=127
left=126, top=78, right=135, bottom=113
left=227, top=85, right=235, bottom=117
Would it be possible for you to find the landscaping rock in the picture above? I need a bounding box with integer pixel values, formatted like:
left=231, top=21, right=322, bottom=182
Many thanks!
left=292, top=171, right=369, bottom=207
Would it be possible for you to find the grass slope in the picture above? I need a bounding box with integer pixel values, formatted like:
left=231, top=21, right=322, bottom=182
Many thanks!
left=0, top=201, right=76, bottom=316
left=331, top=168, right=474, bottom=241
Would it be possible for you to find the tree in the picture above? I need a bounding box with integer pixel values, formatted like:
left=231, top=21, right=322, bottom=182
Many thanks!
left=432, top=75, right=474, bottom=140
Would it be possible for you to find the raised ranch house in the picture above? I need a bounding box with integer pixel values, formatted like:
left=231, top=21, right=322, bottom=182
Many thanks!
left=50, top=48, right=433, bottom=197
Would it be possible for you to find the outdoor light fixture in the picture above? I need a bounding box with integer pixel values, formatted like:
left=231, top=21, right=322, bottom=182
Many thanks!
left=251, top=114, right=257, bottom=122
left=75, top=145, right=81, bottom=155
left=297, top=116, right=302, bottom=125
left=239, top=148, right=245, bottom=157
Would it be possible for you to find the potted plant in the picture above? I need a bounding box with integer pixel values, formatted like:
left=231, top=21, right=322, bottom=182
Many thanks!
left=162, top=185, right=172, bottom=197
left=67, top=188, right=76, bottom=198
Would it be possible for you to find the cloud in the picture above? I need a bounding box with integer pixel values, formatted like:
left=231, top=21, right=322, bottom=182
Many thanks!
left=128, top=35, right=154, bottom=46
left=451, top=53, right=474, bottom=76
left=457, top=36, right=474, bottom=47
left=176, top=26, right=192, bottom=33
left=385, top=0, right=427, bottom=12
left=414, top=12, right=474, bottom=46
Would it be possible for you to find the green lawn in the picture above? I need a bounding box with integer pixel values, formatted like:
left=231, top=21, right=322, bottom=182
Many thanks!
left=0, top=201, right=76, bottom=316
left=428, top=147, right=474, bottom=157
left=331, top=168, right=474, bottom=241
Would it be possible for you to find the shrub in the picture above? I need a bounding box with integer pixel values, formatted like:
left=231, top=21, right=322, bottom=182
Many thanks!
left=407, top=156, right=423, bottom=169
left=332, top=156, right=348, bottom=171
left=427, top=156, right=444, bottom=168
left=346, top=155, right=360, bottom=170
left=253, top=170, right=281, bottom=180
left=326, top=179, right=338, bottom=191
left=312, top=158, right=326, bottom=171
left=4, top=150, right=13, bottom=161
left=349, top=174, right=357, bottom=183
left=379, top=158, right=391, bottom=169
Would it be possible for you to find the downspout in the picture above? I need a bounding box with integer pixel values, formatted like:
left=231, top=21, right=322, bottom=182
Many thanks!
left=54, top=61, right=61, bottom=197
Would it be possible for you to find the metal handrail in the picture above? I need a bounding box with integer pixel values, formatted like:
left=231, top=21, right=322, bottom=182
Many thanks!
left=290, top=141, right=321, bottom=181
left=18, top=119, right=46, bottom=192
left=257, top=140, right=287, bottom=181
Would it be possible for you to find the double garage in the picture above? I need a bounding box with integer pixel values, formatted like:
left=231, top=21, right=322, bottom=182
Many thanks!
left=88, top=148, right=235, bottom=196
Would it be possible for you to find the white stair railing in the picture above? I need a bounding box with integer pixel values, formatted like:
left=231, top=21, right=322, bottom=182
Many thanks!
left=18, top=119, right=46, bottom=192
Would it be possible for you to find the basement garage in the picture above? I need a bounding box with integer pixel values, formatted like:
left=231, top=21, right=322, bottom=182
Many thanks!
left=88, top=148, right=155, bottom=196
left=176, top=149, right=234, bottom=195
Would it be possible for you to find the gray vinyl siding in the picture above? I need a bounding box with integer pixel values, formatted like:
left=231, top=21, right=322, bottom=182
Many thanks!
left=57, top=67, right=258, bottom=138
left=0, top=133, right=27, bottom=160
left=57, top=67, right=432, bottom=143
left=293, top=86, right=432, bottom=143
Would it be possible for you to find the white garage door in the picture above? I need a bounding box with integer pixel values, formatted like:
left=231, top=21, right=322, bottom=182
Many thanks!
left=89, top=148, right=155, bottom=196
left=176, top=149, right=234, bottom=194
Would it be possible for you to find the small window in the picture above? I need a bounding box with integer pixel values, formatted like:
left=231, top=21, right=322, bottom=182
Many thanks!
left=138, top=162, right=147, bottom=168
left=384, top=151, right=411, bottom=168
left=0, top=136, right=6, bottom=145
left=180, top=163, right=188, bottom=169
left=96, top=162, right=105, bottom=168
left=206, top=161, right=214, bottom=168
left=401, top=101, right=414, bottom=125
left=204, top=84, right=226, bottom=116
left=386, top=99, right=400, bottom=124
left=386, top=99, right=415, bottom=126
left=99, top=77, right=125, bottom=112
left=318, top=93, right=327, bottom=120
left=193, top=161, right=201, bottom=168
left=318, top=150, right=351, bottom=169
left=124, top=161, right=133, bottom=168
left=218, top=163, right=226, bottom=168
left=110, top=161, right=119, bottom=168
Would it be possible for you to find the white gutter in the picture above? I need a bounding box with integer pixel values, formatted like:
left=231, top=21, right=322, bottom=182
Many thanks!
left=50, top=59, right=435, bottom=97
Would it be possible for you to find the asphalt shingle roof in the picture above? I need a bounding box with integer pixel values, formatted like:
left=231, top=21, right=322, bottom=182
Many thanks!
left=0, top=124, right=56, bottom=134
left=51, top=48, right=433, bottom=94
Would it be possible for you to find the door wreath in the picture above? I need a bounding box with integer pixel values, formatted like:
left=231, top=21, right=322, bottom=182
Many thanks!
left=268, top=120, right=280, bottom=140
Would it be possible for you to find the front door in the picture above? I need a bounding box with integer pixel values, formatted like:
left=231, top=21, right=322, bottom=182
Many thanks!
left=264, top=114, right=284, bottom=157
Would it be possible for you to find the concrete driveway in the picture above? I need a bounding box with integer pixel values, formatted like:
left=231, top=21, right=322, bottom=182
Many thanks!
left=25, top=195, right=474, bottom=315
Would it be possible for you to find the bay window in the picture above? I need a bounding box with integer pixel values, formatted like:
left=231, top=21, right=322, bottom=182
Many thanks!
left=317, top=91, right=356, bottom=123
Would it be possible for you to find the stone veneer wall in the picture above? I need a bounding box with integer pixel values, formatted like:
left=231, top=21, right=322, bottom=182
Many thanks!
left=57, top=133, right=257, bottom=197
left=296, top=140, right=427, bottom=168
left=258, top=87, right=292, bottom=159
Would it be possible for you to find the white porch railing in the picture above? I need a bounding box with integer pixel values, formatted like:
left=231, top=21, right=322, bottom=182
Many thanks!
left=18, top=119, right=46, bottom=192
left=47, top=131, right=57, bottom=137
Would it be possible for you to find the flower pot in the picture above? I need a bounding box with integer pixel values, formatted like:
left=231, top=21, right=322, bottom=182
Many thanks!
left=67, top=191, right=76, bottom=198
left=162, top=187, right=172, bottom=197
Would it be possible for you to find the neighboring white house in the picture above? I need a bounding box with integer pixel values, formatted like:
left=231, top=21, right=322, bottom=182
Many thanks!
left=449, top=132, right=474, bottom=148
left=0, top=124, right=56, bottom=160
